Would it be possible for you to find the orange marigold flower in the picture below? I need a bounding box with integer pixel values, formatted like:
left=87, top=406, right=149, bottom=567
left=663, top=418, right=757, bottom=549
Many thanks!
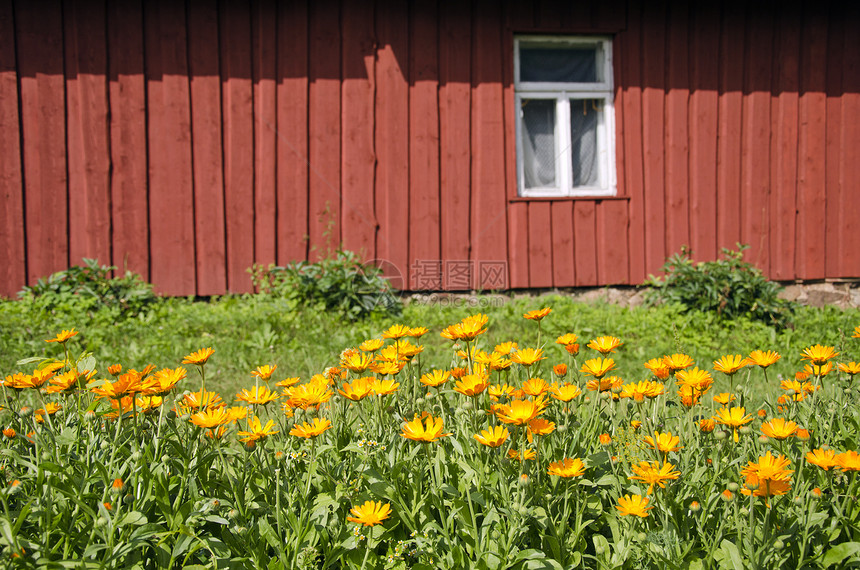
left=550, top=382, right=582, bottom=401
left=599, top=433, right=612, bottom=446
left=760, top=418, right=798, bottom=440
left=662, top=353, right=694, bottom=372
left=368, top=378, right=399, bottom=397
left=748, top=350, right=781, bottom=368
left=494, top=341, right=518, bottom=355
left=496, top=397, right=546, bottom=426
left=547, top=458, right=586, bottom=478
left=644, top=432, right=681, bottom=455
left=616, top=494, right=653, bottom=517
left=473, top=425, right=509, bottom=447
left=713, top=406, right=753, bottom=442
left=382, top=324, right=411, bottom=339
left=712, top=393, right=735, bottom=405
left=853, top=325, right=860, bottom=339
left=713, top=354, right=749, bottom=375
left=508, top=448, right=537, bottom=461
left=142, top=367, right=187, bottom=396
left=699, top=418, right=716, bottom=432
left=521, top=377, right=550, bottom=397
left=276, top=376, right=301, bottom=388
left=676, top=367, right=714, bottom=393
left=400, top=413, right=451, bottom=443
left=523, top=307, right=551, bottom=321
left=181, top=389, right=223, bottom=411
left=580, top=357, right=616, bottom=379
left=454, top=374, right=490, bottom=397
left=527, top=417, right=555, bottom=439
left=347, top=500, right=391, bottom=527
left=803, top=362, right=833, bottom=377
left=358, top=339, right=384, bottom=352
left=553, top=363, right=568, bottom=377
left=800, top=344, right=838, bottom=366
left=45, top=329, right=78, bottom=343
left=644, top=358, right=671, bottom=380
left=586, top=375, right=623, bottom=392
left=565, top=344, right=580, bottom=356
left=408, top=326, right=429, bottom=338
left=107, top=364, right=122, bottom=376
left=835, top=450, right=860, bottom=472
left=806, top=448, right=837, bottom=470
left=488, top=383, right=516, bottom=400
left=587, top=336, right=623, bottom=355
left=620, top=380, right=664, bottom=402
left=182, top=347, right=215, bottom=366
left=236, top=385, right=279, bottom=406
left=237, top=416, right=278, bottom=443
left=456, top=313, right=490, bottom=341
left=289, top=417, right=332, bottom=439
left=189, top=406, right=230, bottom=429
left=511, top=348, right=546, bottom=367
left=251, top=364, right=277, bottom=381
left=838, top=362, right=860, bottom=376
left=338, top=377, right=374, bottom=401
left=555, top=334, right=578, bottom=347
left=629, top=461, right=681, bottom=495
left=2, top=428, right=15, bottom=438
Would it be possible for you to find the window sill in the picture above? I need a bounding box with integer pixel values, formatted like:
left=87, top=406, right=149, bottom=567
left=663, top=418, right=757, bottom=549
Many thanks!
left=508, top=195, right=630, bottom=203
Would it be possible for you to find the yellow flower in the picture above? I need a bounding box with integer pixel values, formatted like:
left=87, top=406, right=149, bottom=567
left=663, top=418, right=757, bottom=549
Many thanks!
left=489, top=384, right=516, bottom=400
left=189, top=406, right=230, bottom=429
left=547, top=458, right=586, bottom=478
left=747, top=350, right=781, bottom=368
left=662, top=353, right=694, bottom=372
left=400, top=413, right=451, bottom=443
left=550, top=382, right=582, bottom=402
left=416, top=370, right=448, bottom=389
left=523, top=307, right=551, bottom=321
left=456, top=313, right=490, bottom=341
left=800, top=344, right=838, bottom=365
left=712, top=393, right=735, bottom=405
left=853, top=326, right=860, bottom=339
left=494, top=341, right=518, bottom=355
left=92, top=371, right=146, bottom=400
left=511, top=348, right=546, bottom=367
left=699, top=418, right=716, bottom=432
left=235, top=386, right=279, bottom=406
left=508, top=448, right=537, bottom=461
left=289, top=418, right=332, bottom=439
left=496, top=398, right=546, bottom=426
left=580, top=357, right=616, bottom=379
left=587, top=336, right=623, bottom=355
left=453, top=374, right=489, bottom=397
left=45, top=329, right=78, bottom=343
left=616, top=494, right=653, bottom=517
left=675, top=367, right=713, bottom=392
left=713, top=406, right=753, bottom=442
left=369, top=360, right=405, bottom=376
left=803, top=362, right=833, bottom=377
left=836, top=450, right=860, bottom=472
left=486, top=352, right=513, bottom=371
left=527, top=417, right=555, bottom=439
left=473, top=426, right=509, bottom=447
left=338, top=377, right=374, bottom=401
left=629, top=461, right=681, bottom=494
left=276, top=377, right=301, bottom=388
left=382, top=324, right=411, bottom=339
left=599, top=433, right=612, bottom=446
left=287, top=378, right=333, bottom=409
left=45, top=369, right=89, bottom=395
left=34, top=403, right=62, bottom=423
left=237, top=416, right=278, bottom=443
left=408, top=326, right=429, bottom=338
left=838, top=362, right=860, bottom=376
left=369, top=377, right=400, bottom=397
left=391, top=339, right=423, bottom=359
left=806, top=448, right=837, bottom=470
left=182, top=347, right=215, bottom=366
left=553, top=334, right=577, bottom=348
left=347, top=500, right=391, bottom=526
left=741, top=451, right=793, bottom=482
left=644, top=432, right=681, bottom=455
left=521, top=377, right=550, bottom=397
left=620, top=380, right=664, bottom=401
left=251, top=365, right=277, bottom=381
left=143, top=367, right=187, bottom=396
left=358, top=339, right=384, bottom=352
left=182, top=389, right=224, bottom=410
left=760, top=418, right=798, bottom=440
left=713, top=354, right=749, bottom=375
left=586, top=375, right=623, bottom=392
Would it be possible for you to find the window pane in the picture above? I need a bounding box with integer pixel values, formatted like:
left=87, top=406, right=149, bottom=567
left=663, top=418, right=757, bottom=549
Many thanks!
left=520, top=99, right=556, bottom=189
left=570, top=99, right=600, bottom=187
left=520, top=46, right=597, bottom=83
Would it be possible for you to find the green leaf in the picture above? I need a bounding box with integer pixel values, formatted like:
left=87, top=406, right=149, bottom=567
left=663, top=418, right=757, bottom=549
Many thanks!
left=822, top=542, right=860, bottom=568
left=118, top=511, right=148, bottom=527
left=719, top=539, right=744, bottom=570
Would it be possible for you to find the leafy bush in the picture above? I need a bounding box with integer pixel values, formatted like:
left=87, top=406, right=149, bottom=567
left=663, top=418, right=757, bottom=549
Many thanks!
left=645, top=245, right=796, bottom=328
left=18, top=258, right=158, bottom=318
left=248, top=250, right=402, bottom=321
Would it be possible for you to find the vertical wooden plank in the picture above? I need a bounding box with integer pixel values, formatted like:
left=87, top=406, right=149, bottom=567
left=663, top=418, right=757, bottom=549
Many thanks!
left=664, top=1, right=689, bottom=256
left=835, top=3, right=860, bottom=277
left=144, top=0, right=196, bottom=295
left=187, top=0, right=227, bottom=295
left=503, top=0, right=531, bottom=289
left=550, top=202, right=575, bottom=286
left=17, top=0, right=68, bottom=284
left=0, top=0, right=26, bottom=297
left=339, top=1, right=377, bottom=264
left=573, top=201, right=598, bottom=285
left=619, top=0, right=647, bottom=282
left=768, top=3, right=799, bottom=280
left=65, top=1, right=111, bottom=269
left=440, top=0, right=473, bottom=288
left=375, top=0, right=410, bottom=286
left=716, top=3, right=744, bottom=252
left=220, top=0, right=255, bottom=292
left=276, top=0, right=309, bottom=265
left=823, top=0, right=843, bottom=279
left=308, top=0, right=341, bottom=259
left=252, top=0, right=278, bottom=267
left=740, top=3, right=773, bottom=272
left=596, top=200, right=629, bottom=284
left=795, top=2, right=826, bottom=280
left=408, top=0, right=441, bottom=290
left=527, top=202, right=553, bottom=287
left=107, top=1, right=149, bottom=281
left=688, top=2, right=719, bottom=262
left=471, top=0, right=509, bottom=289
left=640, top=0, right=667, bottom=271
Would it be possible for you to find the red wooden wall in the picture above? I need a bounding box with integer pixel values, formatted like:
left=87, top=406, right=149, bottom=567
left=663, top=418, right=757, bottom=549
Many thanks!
left=1, top=0, right=858, bottom=297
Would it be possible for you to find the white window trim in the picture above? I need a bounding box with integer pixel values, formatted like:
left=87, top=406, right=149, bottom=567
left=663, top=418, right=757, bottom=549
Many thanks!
left=515, top=36, right=617, bottom=198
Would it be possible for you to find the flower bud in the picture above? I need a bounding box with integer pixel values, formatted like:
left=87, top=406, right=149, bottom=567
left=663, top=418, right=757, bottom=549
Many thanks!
left=714, top=431, right=728, bottom=441
left=689, top=501, right=701, bottom=512
left=727, top=482, right=739, bottom=492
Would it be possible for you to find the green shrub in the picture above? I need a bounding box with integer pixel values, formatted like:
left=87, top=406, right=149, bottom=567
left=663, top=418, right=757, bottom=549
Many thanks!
left=644, top=245, right=796, bottom=328
left=248, top=250, right=402, bottom=321
left=18, top=258, right=158, bottom=318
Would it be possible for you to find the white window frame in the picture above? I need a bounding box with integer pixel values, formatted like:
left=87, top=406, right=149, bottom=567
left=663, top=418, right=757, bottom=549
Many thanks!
left=515, top=36, right=616, bottom=198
